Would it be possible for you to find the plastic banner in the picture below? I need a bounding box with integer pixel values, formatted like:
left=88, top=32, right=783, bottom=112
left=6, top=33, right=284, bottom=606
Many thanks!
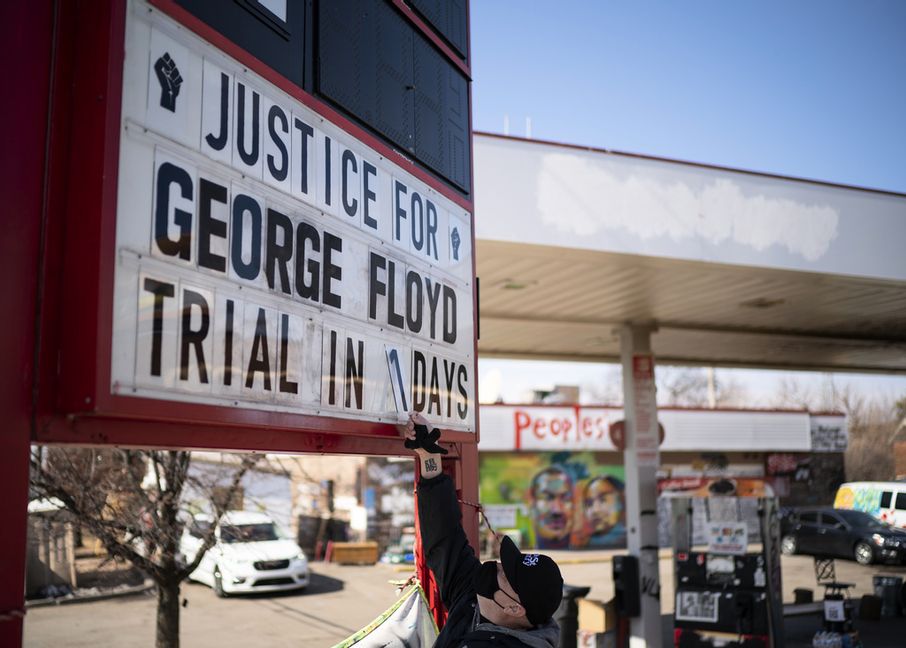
left=331, top=585, right=438, bottom=648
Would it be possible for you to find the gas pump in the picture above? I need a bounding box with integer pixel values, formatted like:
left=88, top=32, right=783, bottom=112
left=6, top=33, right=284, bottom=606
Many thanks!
left=614, top=554, right=642, bottom=618
left=613, top=554, right=642, bottom=647
left=669, top=497, right=785, bottom=648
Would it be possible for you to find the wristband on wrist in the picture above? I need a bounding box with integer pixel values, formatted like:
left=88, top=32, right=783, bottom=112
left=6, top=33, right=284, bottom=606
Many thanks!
left=422, top=455, right=441, bottom=475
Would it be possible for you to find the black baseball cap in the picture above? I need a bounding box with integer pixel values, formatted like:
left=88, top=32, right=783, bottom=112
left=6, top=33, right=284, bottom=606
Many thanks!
left=499, top=535, right=564, bottom=626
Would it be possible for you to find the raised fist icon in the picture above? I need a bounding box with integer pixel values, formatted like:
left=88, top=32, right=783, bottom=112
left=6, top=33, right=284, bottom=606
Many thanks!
left=451, top=227, right=461, bottom=261
left=154, top=52, right=183, bottom=112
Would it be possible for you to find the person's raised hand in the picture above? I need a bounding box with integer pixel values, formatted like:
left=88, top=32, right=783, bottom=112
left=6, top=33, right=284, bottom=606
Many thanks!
left=397, top=411, right=429, bottom=439
left=399, top=413, right=446, bottom=478
left=401, top=412, right=448, bottom=456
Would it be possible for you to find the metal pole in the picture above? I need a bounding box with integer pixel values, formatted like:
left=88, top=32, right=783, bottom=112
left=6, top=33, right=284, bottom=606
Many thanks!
left=760, top=497, right=786, bottom=647
left=1, top=1, right=55, bottom=644
left=619, top=324, right=662, bottom=648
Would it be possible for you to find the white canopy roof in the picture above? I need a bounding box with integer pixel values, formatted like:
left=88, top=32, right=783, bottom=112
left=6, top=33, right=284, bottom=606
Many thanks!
left=474, top=133, right=906, bottom=373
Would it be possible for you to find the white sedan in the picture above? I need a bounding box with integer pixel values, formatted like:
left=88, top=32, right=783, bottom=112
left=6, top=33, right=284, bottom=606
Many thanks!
left=181, top=511, right=309, bottom=597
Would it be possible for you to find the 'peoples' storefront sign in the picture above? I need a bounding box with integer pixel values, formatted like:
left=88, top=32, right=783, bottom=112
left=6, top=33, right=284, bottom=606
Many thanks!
left=479, top=406, right=622, bottom=450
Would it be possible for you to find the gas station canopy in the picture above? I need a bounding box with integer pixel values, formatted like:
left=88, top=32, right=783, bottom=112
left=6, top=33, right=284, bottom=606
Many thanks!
left=474, top=133, right=906, bottom=373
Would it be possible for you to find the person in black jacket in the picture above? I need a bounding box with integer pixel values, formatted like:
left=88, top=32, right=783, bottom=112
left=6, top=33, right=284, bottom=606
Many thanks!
left=401, top=413, right=564, bottom=648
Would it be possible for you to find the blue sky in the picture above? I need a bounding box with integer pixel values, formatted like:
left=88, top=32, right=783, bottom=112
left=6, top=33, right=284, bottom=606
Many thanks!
left=469, top=1, right=906, bottom=405
left=471, top=0, right=906, bottom=193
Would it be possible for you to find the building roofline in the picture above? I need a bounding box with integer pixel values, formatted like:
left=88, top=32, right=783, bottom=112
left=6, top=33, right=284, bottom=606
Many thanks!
left=474, top=131, right=906, bottom=199
left=480, top=402, right=845, bottom=416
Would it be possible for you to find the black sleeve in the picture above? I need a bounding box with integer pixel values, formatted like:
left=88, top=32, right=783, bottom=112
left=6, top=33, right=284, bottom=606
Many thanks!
left=417, top=473, right=480, bottom=609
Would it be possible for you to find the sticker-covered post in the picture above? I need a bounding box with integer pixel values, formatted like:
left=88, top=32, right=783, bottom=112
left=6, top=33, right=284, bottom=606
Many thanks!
left=760, top=497, right=786, bottom=647
left=619, top=324, right=662, bottom=648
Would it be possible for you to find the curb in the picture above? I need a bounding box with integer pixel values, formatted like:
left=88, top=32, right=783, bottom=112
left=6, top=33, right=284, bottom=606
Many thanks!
left=26, top=580, right=155, bottom=608
left=783, top=602, right=824, bottom=616
left=535, top=550, right=675, bottom=565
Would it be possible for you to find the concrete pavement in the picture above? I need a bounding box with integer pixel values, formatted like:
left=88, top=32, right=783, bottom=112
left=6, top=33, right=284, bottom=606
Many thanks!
left=25, top=563, right=401, bottom=647
left=24, top=554, right=906, bottom=647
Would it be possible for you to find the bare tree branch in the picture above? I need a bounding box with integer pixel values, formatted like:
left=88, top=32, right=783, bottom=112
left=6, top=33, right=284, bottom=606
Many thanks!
left=176, top=454, right=258, bottom=581
left=29, top=447, right=264, bottom=647
left=29, top=455, right=162, bottom=579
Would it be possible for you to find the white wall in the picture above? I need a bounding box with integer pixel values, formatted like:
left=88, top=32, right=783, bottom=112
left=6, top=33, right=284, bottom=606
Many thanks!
left=182, top=459, right=293, bottom=531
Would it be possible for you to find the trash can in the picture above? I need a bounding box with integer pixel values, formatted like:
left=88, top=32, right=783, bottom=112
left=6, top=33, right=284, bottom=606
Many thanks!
left=554, top=584, right=591, bottom=648
left=873, top=575, right=903, bottom=618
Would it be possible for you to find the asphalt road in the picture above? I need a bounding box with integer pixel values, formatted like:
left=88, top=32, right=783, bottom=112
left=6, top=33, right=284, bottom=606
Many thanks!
left=24, top=554, right=906, bottom=647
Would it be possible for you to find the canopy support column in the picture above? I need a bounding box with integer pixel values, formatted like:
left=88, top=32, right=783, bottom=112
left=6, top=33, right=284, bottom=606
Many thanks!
left=619, top=324, right=662, bottom=648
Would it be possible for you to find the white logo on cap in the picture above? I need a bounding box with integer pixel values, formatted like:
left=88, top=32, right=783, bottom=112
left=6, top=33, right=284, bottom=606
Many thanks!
left=523, top=555, right=539, bottom=567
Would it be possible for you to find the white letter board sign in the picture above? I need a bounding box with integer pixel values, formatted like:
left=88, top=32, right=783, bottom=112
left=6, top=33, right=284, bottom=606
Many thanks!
left=110, top=1, right=476, bottom=431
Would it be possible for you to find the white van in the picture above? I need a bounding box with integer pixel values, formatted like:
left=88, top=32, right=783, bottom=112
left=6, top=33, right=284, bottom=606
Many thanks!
left=180, top=511, right=309, bottom=597
left=834, top=482, right=906, bottom=529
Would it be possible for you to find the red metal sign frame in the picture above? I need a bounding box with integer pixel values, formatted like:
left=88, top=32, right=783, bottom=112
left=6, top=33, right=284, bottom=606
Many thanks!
left=8, top=2, right=480, bottom=644
left=1, top=1, right=56, bottom=643
left=33, top=0, right=481, bottom=455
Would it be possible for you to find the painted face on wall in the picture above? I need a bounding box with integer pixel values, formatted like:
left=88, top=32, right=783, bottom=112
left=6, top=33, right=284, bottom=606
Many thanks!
left=530, top=468, right=574, bottom=542
left=583, top=476, right=622, bottom=536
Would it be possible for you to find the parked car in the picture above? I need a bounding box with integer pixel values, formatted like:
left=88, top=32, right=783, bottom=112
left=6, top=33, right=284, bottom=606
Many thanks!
left=834, top=481, right=906, bottom=528
left=780, top=507, right=906, bottom=565
left=181, top=511, right=309, bottom=597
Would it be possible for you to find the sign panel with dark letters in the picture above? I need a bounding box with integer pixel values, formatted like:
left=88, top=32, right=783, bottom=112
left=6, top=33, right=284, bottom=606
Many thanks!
left=110, top=2, right=475, bottom=431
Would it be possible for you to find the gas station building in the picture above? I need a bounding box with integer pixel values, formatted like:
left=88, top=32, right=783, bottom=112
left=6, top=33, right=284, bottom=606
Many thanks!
left=477, top=404, right=847, bottom=551
left=5, top=2, right=906, bottom=647
left=470, top=130, right=906, bottom=644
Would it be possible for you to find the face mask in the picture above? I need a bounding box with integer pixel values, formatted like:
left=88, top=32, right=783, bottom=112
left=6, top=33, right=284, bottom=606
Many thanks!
left=473, top=561, right=500, bottom=599
left=474, top=561, right=521, bottom=608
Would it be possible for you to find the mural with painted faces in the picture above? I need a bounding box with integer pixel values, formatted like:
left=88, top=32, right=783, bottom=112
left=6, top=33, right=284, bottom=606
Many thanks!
left=479, top=452, right=626, bottom=550
left=583, top=476, right=624, bottom=537
left=529, top=467, right=574, bottom=549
